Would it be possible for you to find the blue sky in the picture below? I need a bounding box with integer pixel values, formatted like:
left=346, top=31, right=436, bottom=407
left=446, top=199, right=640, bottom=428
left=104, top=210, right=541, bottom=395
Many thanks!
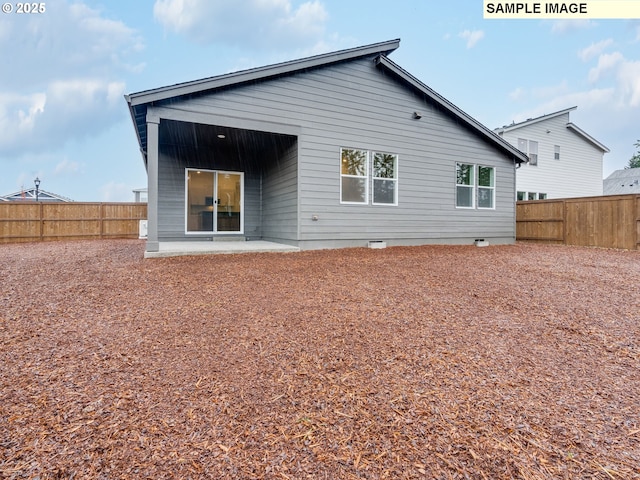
left=1, top=0, right=639, bottom=201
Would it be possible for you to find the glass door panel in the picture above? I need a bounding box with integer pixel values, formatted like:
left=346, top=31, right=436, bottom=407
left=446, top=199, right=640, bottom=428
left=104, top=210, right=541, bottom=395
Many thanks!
left=216, top=173, right=241, bottom=232
left=187, top=170, right=214, bottom=232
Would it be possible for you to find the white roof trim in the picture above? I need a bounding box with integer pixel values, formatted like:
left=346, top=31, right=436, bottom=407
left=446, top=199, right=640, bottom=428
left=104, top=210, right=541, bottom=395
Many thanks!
left=495, top=107, right=577, bottom=133
left=566, top=123, right=610, bottom=153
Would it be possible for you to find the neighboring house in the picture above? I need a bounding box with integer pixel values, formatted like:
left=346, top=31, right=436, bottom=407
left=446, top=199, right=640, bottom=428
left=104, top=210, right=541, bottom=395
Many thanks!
left=495, top=107, right=609, bottom=200
left=133, top=188, right=148, bottom=203
left=1, top=188, right=72, bottom=202
left=125, top=39, right=527, bottom=253
left=603, top=168, right=640, bottom=195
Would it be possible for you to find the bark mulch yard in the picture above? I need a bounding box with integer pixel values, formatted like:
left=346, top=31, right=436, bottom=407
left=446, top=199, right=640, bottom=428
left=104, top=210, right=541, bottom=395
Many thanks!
left=1, top=240, right=639, bottom=479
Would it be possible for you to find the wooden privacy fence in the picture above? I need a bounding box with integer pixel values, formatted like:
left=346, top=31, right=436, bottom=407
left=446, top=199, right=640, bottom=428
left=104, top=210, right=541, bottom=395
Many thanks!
left=0, top=203, right=147, bottom=243
left=516, top=194, right=640, bottom=250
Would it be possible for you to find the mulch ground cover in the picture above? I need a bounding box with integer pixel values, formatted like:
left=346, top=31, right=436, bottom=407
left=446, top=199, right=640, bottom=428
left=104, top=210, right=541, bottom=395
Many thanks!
left=0, top=240, right=638, bottom=479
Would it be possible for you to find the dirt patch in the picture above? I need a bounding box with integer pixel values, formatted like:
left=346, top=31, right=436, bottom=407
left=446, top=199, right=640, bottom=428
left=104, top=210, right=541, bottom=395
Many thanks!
left=1, top=240, right=639, bottom=479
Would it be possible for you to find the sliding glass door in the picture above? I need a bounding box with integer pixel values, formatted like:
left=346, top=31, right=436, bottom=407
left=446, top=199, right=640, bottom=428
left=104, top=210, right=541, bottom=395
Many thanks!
left=186, top=169, right=243, bottom=234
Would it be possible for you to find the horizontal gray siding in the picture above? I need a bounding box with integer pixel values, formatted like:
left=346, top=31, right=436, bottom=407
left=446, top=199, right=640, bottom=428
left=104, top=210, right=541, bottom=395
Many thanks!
left=262, top=142, right=298, bottom=242
left=157, top=55, right=517, bottom=246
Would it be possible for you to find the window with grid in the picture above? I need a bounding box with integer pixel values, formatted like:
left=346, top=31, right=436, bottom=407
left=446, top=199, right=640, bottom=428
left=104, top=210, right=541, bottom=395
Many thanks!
left=340, top=148, right=368, bottom=204
left=372, top=152, right=398, bottom=205
left=456, top=163, right=475, bottom=208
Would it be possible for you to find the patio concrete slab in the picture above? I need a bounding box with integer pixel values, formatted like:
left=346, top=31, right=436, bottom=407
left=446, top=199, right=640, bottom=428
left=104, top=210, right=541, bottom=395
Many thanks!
left=144, top=240, right=300, bottom=258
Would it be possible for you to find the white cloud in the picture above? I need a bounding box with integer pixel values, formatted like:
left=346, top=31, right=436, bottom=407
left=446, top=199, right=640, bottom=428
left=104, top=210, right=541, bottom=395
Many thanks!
left=153, top=0, right=328, bottom=49
left=0, top=0, right=143, bottom=91
left=458, top=29, right=484, bottom=49
left=0, top=0, right=142, bottom=158
left=617, top=59, right=640, bottom=107
left=550, top=19, right=596, bottom=34
left=578, top=39, right=614, bottom=62
left=509, top=87, right=525, bottom=101
left=532, top=80, right=570, bottom=99
left=54, top=158, right=82, bottom=175
left=588, top=52, right=624, bottom=83
left=0, top=80, right=126, bottom=156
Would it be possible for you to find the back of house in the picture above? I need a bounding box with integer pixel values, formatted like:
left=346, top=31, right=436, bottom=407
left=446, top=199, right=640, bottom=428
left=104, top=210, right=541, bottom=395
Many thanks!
left=126, top=39, right=527, bottom=253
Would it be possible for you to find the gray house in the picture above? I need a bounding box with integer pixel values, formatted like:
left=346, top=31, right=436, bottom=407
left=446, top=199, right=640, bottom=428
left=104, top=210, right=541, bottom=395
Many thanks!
left=125, top=39, right=527, bottom=254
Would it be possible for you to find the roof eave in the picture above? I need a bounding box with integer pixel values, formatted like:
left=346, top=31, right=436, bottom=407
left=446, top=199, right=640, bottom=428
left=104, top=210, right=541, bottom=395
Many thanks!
left=374, top=55, right=528, bottom=164
left=566, top=123, right=610, bottom=153
left=127, top=39, right=401, bottom=107
left=496, top=106, right=577, bottom=133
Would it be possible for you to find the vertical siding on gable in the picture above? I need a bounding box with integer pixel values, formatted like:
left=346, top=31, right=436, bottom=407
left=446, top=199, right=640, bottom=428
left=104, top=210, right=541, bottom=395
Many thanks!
left=159, top=56, right=518, bottom=246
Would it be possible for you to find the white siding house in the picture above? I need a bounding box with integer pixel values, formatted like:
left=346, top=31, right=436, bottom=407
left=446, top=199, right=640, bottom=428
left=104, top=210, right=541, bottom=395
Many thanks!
left=495, top=107, right=609, bottom=200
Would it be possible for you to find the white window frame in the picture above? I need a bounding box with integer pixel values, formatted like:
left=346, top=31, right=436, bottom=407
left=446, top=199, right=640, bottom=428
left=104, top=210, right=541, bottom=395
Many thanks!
left=340, top=148, right=399, bottom=206
left=340, top=148, right=369, bottom=205
left=456, top=162, right=475, bottom=209
left=477, top=165, right=495, bottom=210
left=528, top=141, right=538, bottom=166
left=554, top=145, right=560, bottom=160
left=372, top=152, right=399, bottom=206
left=518, top=138, right=539, bottom=166
left=456, top=163, right=496, bottom=209
left=184, top=168, right=244, bottom=235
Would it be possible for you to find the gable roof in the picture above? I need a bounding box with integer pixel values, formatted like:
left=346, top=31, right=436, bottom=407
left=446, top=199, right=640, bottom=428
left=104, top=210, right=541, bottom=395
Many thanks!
left=125, top=39, right=527, bottom=164
left=603, top=168, right=640, bottom=195
left=495, top=106, right=609, bottom=153
left=1, top=188, right=73, bottom=202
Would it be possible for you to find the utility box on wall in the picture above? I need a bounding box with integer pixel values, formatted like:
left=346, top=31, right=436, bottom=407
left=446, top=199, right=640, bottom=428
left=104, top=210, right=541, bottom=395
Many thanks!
left=139, top=220, right=148, bottom=239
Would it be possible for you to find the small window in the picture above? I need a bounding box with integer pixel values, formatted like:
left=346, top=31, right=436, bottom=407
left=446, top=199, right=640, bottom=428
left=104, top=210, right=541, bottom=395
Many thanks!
left=528, top=192, right=537, bottom=201
left=539, top=193, right=547, bottom=200
left=372, top=152, right=398, bottom=205
left=477, top=166, right=495, bottom=209
left=554, top=145, right=560, bottom=160
left=456, top=163, right=475, bottom=208
left=517, top=191, right=526, bottom=201
left=518, top=138, right=527, bottom=152
left=341, top=148, right=368, bottom=204
left=528, top=141, right=538, bottom=166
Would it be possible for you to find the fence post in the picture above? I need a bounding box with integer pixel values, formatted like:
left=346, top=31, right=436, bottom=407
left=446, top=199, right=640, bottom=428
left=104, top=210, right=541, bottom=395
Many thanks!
left=562, top=199, right=568, bottom=246
left=100, top=203, right=104, bottom=239
left=636, top=195, right=640, bottom=250
left=39, top=202, right=44, bottom=241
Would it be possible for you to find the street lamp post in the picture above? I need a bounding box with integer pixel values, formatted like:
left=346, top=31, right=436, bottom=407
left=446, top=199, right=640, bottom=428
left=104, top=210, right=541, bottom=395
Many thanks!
left=34, top=177, right=40, bottom=202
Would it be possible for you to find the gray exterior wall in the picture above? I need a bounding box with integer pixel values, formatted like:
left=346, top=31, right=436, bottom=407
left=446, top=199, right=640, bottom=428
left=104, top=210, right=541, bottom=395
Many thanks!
left=262, top=142, right=298, bottom=243
left=152, top=54, right=518, bottom=247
